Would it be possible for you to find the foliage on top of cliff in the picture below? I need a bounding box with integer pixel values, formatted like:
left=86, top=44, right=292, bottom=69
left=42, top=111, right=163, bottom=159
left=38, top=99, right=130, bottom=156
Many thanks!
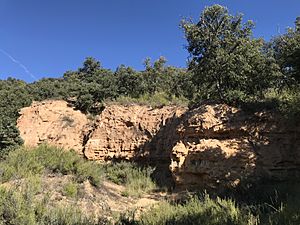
left=182, top=5, right=282, bottom=104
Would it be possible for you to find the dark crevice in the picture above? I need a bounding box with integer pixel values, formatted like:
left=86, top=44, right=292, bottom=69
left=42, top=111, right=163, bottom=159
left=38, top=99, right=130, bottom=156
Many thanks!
left=81, top=120, right=99, bottom=158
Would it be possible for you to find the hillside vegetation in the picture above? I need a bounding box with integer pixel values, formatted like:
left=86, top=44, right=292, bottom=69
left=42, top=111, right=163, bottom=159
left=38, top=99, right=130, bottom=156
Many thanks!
left=0, top=145, right=160, bottom=224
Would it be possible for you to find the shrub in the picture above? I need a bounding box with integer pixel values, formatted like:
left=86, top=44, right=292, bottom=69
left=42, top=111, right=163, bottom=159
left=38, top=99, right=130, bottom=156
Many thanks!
left=267, top=203, right=300, bottom=225
left=108, top=92, right=188, bottom=108
left=123, top=194, right=258, bottom=225
left=0, top=186, right=108, bottom=225
left=262, top=182, right=300, bottom=225
left=41, top=206, right=106, bottom=225
left=0, top=145, right=104, bottom=187
left=63, top=181, right=78, bottom=198
left=265, top=87, right=300, bottom=121
left=61, top=115, right=75, bottom=128
left=104, top=161, right=156, bottom=197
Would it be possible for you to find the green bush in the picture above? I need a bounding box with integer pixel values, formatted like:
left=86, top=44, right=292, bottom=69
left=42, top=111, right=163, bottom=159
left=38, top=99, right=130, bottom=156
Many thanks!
left=122, top=194, right=258, bottom=225
left=109, top=92, right=188, bottom=108
left=267, top=203, right=300, bottom=225
left=0, top=187, right=108, bottom=225
left=104, top=161, right=156, bottom=197
left=262, top=183, right=300, bottom=225
left=265, top=87, right=300, bottom=120
left=0, top=145, right=104, bottom=187
left=63, top=181, right=78, bottom=198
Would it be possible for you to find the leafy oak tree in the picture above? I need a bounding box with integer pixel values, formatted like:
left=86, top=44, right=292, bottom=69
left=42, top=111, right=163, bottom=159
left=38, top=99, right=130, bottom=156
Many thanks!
left=182, top=5, right=281, bottom=103
left=271, top=17, right=300, bottom=85
left=268, top=17, right=300, bottom=119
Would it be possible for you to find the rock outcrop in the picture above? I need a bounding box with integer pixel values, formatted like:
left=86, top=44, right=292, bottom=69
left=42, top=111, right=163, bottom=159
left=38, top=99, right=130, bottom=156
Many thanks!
left=17, top=100, right=89, bottom=154
left=17, top=100, right=187, bottom=161
left=169, top=104, right=256, bottom=190
left=170, top=104, right=300, bottom=191
left=17, top=100, right=300, bottom=191
left=84, top=104, right=186, bottom=161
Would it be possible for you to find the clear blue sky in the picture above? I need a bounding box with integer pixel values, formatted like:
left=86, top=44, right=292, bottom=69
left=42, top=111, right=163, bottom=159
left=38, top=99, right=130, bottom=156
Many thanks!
left=0, top=0, right=299, bottom=82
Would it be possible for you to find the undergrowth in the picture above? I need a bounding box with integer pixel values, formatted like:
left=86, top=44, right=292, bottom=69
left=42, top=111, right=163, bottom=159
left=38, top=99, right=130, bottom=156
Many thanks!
left=141, top=195, right=258, bottom=225
left=119, top=194, right=259, bottom=225
left=63, top=181, right=79, bottom=198
left=0, top=186, right=109, bottom=225
left=1, top=145, right=300, bottom=225
left=265, top=87, right=300, bottom=121
left=0, top=145, right=103, bottom=187
left=106, top=92, right=188, bottom=108
left=104, top=161, right=156, bottom=197
left=119, top=190, right=300, bottom=225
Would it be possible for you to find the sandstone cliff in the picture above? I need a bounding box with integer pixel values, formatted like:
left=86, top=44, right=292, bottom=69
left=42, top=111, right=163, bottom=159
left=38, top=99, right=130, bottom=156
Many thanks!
left=169, top=104, right=256, bottom=190
left=84, top=104, right=186, bottom=161
left=17, top=100, right=89, bottom=154
left=17, top=100, right=187, bottom=161
left=169, top=104, right=300, bottom=191
left=17, top=100, right=300, bottom=191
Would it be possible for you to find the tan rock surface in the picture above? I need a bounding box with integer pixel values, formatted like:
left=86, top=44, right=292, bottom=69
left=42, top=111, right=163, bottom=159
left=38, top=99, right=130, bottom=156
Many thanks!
left=170, top=104, right=256, bottom=190
left=84, top=104, right=187, bottom=160
left=17, top=100, right=300, bottom=191
left=17, top=100, right=89, bottom=154
left=17, top=100, right=187, bottom=161
left=170, top=104, right=300, bottom=191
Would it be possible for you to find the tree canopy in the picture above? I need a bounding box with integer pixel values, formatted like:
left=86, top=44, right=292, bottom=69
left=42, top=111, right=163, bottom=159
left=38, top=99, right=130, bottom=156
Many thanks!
left=271, top=19, right=300, bottom=84
left=182, top=5, right=281, bottom=103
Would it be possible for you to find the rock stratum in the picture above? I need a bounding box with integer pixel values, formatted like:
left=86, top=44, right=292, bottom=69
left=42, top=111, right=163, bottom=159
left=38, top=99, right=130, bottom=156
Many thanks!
left=17, top=100, right=300, bottom=191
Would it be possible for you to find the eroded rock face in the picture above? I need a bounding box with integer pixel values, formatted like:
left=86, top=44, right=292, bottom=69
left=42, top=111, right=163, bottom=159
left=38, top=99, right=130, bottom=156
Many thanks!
left=17, top=100, right=187, bottom=162
left=84, top=105, right=186, bottom=161
left=169, top=104, right=300, bottom=191
left=17, top=100, right=300, bottom=191
left=249, top=113, right=300, bottom=181
left=17, top=100, right=89, bottom=154
left=170, top=104, right=256, bottom=190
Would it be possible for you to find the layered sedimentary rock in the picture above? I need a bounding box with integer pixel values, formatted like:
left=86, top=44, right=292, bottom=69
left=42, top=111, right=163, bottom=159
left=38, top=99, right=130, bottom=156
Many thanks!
left=84, top=104, right=186, bottom=161
left=169, top=104, right=300, bottom=190
left=169, top=104, right=256, bottom=190
left=17, top=100, right=300, bottom=191
left=248, top=112, right=300, bottom=181
left=17, top=100, right=187, bottom=161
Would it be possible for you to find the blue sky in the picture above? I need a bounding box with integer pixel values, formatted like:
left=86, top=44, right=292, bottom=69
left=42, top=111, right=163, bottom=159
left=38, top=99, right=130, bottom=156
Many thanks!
left=0, top=0, right=299, bottom=82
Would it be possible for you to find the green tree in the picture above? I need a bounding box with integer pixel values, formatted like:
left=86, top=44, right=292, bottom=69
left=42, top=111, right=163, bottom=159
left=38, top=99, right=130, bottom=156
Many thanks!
left=63, top=57, right=118, bottom=113
left=164, top=67, right=195, bottom=99
left=182, top=5, right=281, bottom=103
left=30, top=78, right=70, bottom=101
left=271, top=17, right=300, bottom=85
left=141, top=57, right=167, bottom=95
left=114, top=65, right=141, bottom=98
left=0, top=78, right=32, bottom=151
left=79, top=57, right=101, bottom=75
